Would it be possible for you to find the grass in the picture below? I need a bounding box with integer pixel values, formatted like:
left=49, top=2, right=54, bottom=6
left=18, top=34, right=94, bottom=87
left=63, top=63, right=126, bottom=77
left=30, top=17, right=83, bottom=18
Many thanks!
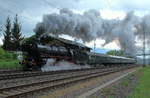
left=120, top=74, right=133, bottom=87
left=121, top=80, right=129, bottom=87
left=0, top=47, right=23, bottom=69
left=0, top=60, right=22, bottom=69
left=129, top=67, right=150, bottom=98
left=108, top=96, right=114, bottom=98
left=101, top=88, right=115, bottom=96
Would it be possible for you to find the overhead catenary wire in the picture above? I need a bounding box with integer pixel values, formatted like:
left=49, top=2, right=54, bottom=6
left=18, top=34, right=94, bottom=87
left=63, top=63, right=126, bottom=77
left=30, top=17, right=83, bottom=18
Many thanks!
left=106, top=0, right=112, bottom=9
left=43, top=0, right=60, bottom=9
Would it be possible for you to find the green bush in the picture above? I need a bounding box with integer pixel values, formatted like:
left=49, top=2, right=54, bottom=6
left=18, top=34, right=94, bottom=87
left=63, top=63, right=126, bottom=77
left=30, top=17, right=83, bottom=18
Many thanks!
left=0, top=47, right=17, bottom=60
left=0, top=47, right=5, bottom=55
left=0, top=47, right=22, bottom=69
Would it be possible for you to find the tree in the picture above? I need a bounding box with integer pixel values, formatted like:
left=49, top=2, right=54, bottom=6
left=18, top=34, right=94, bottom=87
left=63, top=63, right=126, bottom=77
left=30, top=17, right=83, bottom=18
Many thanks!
left=106, top=50, right=125, bottom=57
left=34, top=24, right=45, bottom=38
left=11, top=15, right=23, bottom=50
left=2, top=16, right=12, bottom=50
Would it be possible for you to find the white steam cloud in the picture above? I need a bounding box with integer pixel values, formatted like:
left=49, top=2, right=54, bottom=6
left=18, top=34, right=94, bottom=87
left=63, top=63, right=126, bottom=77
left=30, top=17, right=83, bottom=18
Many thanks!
left=35, top=8, right=150, bottom=56
left=41, top=59, right=90, bottom=72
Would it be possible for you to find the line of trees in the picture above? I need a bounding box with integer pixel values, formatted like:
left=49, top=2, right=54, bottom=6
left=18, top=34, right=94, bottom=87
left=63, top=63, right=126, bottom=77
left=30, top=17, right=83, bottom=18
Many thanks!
left=106, top=50, right=126, bottom=57
left=2, top=15, right=23, bottom=51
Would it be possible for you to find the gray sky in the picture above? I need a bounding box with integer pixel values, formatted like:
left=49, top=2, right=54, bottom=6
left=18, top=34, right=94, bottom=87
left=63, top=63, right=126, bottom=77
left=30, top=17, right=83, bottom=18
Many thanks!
left=0, top=0, right=150, bottom=50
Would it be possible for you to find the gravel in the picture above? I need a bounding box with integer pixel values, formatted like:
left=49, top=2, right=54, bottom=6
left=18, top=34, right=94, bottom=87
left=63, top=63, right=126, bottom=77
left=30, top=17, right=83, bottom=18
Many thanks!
left=41, top=67, right=140, bottom=98
left=88, top=68, right=142, bottom=98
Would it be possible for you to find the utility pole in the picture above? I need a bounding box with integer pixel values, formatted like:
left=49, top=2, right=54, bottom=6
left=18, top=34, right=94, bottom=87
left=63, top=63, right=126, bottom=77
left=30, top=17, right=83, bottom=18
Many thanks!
left=94, top=40, right=96, bottom=53
left=143, top=27, right=146, bottom=67
left=94, top=40, right=96, bottom=67
left=0, top=26, right=2, bottom=35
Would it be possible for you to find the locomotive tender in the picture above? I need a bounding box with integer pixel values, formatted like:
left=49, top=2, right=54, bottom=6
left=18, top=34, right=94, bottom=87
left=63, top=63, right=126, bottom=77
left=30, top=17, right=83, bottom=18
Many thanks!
left=21, top=34, right=136, bottom=70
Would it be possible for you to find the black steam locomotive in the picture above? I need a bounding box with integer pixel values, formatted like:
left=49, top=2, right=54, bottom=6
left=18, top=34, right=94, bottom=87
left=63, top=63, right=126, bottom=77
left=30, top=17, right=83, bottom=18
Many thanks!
left=21, top=34, right=136, bottom=70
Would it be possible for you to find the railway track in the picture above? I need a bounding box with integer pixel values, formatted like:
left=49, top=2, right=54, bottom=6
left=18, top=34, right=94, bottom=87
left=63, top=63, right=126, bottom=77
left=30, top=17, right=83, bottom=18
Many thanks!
left=0, top=69, right=22, bottom=73
left=0, top=66, right=136, bottom=98
left=0, top=67, right=113, bottom=90
left=0, top=68, right=101, bottom=80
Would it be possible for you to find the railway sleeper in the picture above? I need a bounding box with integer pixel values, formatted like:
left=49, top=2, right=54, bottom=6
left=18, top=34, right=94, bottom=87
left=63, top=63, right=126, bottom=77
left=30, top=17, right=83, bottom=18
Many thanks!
left=0, top=66, right=136, bottom=98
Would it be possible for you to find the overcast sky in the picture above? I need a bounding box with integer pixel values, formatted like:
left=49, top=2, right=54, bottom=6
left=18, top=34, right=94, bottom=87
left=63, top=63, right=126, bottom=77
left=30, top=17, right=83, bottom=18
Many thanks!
left=0, top=0, right=150, bottom=50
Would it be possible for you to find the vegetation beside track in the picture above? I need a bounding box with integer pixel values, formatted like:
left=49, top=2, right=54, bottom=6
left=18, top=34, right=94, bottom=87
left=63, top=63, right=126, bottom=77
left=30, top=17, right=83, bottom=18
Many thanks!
left=129, top=67, right=150, bottom=98
left=0, top=47, right=22, bottom=69
left=88, top=67, right=141, bottom=98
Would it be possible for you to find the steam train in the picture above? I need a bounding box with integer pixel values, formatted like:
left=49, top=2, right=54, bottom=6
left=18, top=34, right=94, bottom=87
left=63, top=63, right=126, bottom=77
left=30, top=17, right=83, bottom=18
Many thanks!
left=21, top=34, right=136, bottom=70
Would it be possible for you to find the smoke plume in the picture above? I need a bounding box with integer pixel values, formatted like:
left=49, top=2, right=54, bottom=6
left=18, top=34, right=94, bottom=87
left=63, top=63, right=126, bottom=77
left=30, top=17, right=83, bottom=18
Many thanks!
left=35, top=8, right=150, bottom=56
left=41, top=59, right=90, bottom=72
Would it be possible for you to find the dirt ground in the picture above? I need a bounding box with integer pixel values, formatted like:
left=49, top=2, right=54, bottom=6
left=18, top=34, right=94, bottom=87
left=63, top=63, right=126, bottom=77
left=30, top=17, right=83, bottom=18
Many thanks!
left=88, top=68, right=143, bottom=98
left=41, top=67, right=141, bottom=98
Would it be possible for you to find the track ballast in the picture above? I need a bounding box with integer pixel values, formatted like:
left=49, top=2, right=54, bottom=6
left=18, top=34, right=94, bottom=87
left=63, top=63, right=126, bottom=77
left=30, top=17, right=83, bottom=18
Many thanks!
left=0, top=65, right=136, bottom=98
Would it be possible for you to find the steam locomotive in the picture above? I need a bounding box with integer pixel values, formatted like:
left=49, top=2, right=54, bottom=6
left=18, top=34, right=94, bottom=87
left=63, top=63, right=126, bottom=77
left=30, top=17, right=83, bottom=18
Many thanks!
left=21, top=34, right=136, bottom=70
